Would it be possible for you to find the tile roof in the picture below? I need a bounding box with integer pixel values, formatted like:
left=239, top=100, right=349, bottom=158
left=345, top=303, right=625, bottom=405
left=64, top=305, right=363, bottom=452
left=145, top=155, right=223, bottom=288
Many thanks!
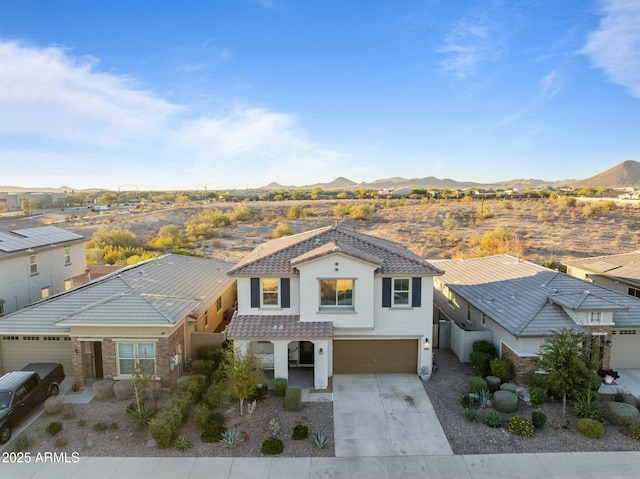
left=432, top=255, right=640, bottom=337
left=563, top=252, right=640, bottom=286
left=227, top=313, right=333, bottom=339
left=229, top=225, right=442, bottom=277
left=0, top=255, right=236, bottom=333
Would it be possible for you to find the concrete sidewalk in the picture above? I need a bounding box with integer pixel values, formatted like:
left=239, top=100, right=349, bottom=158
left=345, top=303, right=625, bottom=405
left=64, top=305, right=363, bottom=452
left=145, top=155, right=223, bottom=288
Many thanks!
left=3, top=452, right=640, bottom=479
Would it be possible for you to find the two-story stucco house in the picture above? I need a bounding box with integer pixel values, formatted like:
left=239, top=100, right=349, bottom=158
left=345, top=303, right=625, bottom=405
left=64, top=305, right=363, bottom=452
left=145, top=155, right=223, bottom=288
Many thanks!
left=226, top=225, right=442, bottom=390
left=0, top=218, right=88, bottom=317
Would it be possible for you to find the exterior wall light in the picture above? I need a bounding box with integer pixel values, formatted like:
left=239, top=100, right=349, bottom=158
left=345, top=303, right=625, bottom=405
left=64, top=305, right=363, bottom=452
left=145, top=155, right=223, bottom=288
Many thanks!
left=423, top=338, right=431, bottom=350
left=319, top=348, right=324, bottom=355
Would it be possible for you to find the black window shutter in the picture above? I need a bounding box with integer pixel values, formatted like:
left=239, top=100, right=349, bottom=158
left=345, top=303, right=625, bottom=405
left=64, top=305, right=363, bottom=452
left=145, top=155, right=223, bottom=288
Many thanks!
left=250, top=278, right=260, bottom=308
left=281, top=278, right=290, bottom=308
left=382, top=277, right=391, bottom=307
left=412, top=277, right=422, bottom=307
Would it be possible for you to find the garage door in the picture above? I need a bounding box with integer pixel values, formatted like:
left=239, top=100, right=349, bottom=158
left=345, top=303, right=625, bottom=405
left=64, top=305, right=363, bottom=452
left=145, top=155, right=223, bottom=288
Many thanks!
left=0, top=335, right=73, bottom=376
left=610, top=329, right=640, bottom=369
left=333, top=339, right=418, bottom=374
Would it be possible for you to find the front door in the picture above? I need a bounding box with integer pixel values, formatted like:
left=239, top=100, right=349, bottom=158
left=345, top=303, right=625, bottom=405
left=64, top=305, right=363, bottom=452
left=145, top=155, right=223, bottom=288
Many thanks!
left=93, top=342, right=104, bottom=379
left=299, top=341, right=314, bottom=366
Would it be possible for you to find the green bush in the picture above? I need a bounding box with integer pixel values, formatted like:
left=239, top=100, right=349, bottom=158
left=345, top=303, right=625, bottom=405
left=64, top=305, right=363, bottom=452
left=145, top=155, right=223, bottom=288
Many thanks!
left=607, top=401, right=639, bottom=426
left=574, top=390, right=603, bottom=422
left=463, top=407, right=479, bottom=422
left=170, top=390, right=192, bottom=423
left=274, top=378, right=288, bottom=397
left=485, top=376, right=501, bottom=392
left=206, top=380, right=229, bottom=409
left=174, top=434, right=193, bottom=451
left=46, top=421, right=63, bottom=436
left=490, top=358, right=512, bottom=382
left=248, top=385, right=267, bottom=402
left=485, top=411, right=502, bottom=428
left=469, top=376, right=488, bottom=394
left=292, top=424, right=309, bottom=440
left=200, top=412, right=227, bottom=443
left=149, top=408, right=181, bottom=449
left=577, top=418, right=605, bottom=438
left=472, top=339, right=498, bottom=356
left=469, top=351, right=494, bottom=377
left=528, top=371, right=548, bottom=389
left=629, top=423, right=640, bottom=441
left=261, top=436, right=284, bottom=455
left=508, top=416, right=535, bottom=437
left=529, top=387, right=547, bottom=405
left=13, top=434, right=31, bottom=452
left=194, top=403, right=211, bottom=429
left=531, top=411, right=547, bottom=429
left=493, top=390, right=518, bottom=413
left=460, top=393, right=475, bottom=409
left=182, top=374, right=209, bottom=402
left=285, top=387, right=302, bottom=412
left=613, top=389, right=627, bottom=403
left=191, top=359, right=215, bottom=378
left=196, top=345, right=221, bottom=362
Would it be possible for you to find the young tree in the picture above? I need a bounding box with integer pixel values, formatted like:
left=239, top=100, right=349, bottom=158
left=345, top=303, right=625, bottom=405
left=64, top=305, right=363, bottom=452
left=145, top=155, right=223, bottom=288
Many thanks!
left=220, top=346, right=264, bottom=416
left=537, top=328, right=598, bottom=422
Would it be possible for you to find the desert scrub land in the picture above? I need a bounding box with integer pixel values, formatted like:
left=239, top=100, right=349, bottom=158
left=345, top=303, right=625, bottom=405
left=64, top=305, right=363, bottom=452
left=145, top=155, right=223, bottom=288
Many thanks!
left=55, top=196, right=640, bottom=267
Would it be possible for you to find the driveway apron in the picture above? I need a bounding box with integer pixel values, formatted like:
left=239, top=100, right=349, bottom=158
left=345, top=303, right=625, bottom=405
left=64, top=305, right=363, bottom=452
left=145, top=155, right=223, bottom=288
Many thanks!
left=333, top=374, right=453, bottom=457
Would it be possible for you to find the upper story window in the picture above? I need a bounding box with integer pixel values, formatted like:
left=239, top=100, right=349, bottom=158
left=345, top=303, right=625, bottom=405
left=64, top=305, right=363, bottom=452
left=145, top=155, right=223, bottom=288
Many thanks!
left=0, top=300, right=4, bottom=318
left=589, top=311, right=602, bottom=324
left=320, top=279, right=353, bottom=307
left=64, top=279, right=72, bottom=291
left=393, top=278, right=410, bottom=306
left=29, top=254, right=38, bottom=275
left=204, top=311, right=209, bottom=326
left=64, top=247, right=71, bottom=265
left=466, top=303, right=473, bottom=322
left=41, top=287, right=50, bottom=299
left=216, top=296, right=222, bottom=312
left=262, top=278, right=279, bottom=306
left=628, top=287, right=640, bottom=298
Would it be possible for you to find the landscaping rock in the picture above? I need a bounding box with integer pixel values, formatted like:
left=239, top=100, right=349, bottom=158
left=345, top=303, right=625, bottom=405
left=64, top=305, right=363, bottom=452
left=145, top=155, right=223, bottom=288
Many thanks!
left=607, top=401, right=639, bottom=426
left=485, top=376, right=501, bottom=392
left=93, top=380, right=115, bottom=400
left=500, top=382, right=517, bottom=393
left=113, top=380, right=133, bottom=401
left=493, top=389, right=518, bottom=413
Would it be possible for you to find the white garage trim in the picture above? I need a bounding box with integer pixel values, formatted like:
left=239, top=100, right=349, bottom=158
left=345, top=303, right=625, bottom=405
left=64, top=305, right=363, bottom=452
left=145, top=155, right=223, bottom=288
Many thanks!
left=610, top=328, right=640, bottom=369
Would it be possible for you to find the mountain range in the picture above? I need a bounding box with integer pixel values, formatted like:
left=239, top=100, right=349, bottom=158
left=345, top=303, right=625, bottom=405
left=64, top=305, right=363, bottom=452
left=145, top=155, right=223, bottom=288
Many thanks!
left=2, top=160, right=640, bottom=193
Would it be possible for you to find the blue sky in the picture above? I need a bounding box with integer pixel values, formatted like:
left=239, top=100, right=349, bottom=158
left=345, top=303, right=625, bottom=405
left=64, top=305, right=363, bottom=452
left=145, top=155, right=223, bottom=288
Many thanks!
left=1, top=0, right=639, bottom=191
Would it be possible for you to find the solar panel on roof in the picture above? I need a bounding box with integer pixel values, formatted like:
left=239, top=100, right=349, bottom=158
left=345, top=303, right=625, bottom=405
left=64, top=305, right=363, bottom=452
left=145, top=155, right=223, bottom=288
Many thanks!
left=0, top=226, right=83, bottom=252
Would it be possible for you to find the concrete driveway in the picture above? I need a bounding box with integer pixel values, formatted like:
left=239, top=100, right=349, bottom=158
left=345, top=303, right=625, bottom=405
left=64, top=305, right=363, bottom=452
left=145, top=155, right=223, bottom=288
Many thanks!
left=333, top=374, right=452, bottom=457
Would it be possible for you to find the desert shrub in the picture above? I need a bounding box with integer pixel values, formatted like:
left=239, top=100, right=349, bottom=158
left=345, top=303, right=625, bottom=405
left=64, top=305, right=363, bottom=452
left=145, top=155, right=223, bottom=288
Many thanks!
left=629, top=423, right=640, bottom=440
left=292, top=424, right=309, bottom=440
left=196, top=345, right=221, bottom=362
left=471, top=338, right=497, bottom=358
left=92, top=422, right=108, bottom=431
left=574, top=390, right=603, bottom=422
left=312, top=428, right=329, bottom=448
left=529, top=387, right=547, bottom=405
left=274, top=378, right=288, bottom=397
left=149, top=408, right=181, bottom=449
left=500, top=383, right=517, bottom=393
left=460, top=393, right=475, bottom=409
left=493, top=390, right=518, bottom=413
left=169, top=390, right=192, bottom=423
left=206, top=380, right=229, bottom=409
left=268, top=418, right=281, bottom=436
left=201, top=412, right=227, bottom=443
left=463, top=407, right=479, bottom=422
left=607, top=401, right=639, bottom=426
left=221, top=429, right=244, bottom=448
left=113, top=380, right=133, bottom=401
left=55, top=438, right=68, bottom=448
left=44, top=396, right=64, bottom=415
left=93, top=380, right=115, bottom=400
left=13, top=433, right=31, bottom=452
left=490, top=358, right=512, bottom=382
left=577, top=418, right=605, bottom=438
left=285, top=387, right=302, bottom=412
left=469, top=351, right=494, bottom=377
left=485, top=376, right=501, bottom=392
left=191, top=360, right=216, bottom=379
left=127, top=400, right=153, bottom=427
left=273, top=223, right=295, bottom=238
left=195, top=404, right=211, bottom=429
left=349, top=203, right=375, bottom=220
left=613, top=389, right=627, bottom=403
left=528, top=371, right=548, bottom=389
left=182, top=374, right=209, bottom=402
left=485, top=411, right=502, bottom=428
left=469, top=376, right=487, bottom=394
left=531, top=411, right=547, bottom=429
left=248, top=385, right=267, bottom=402
left=46, top=421, right=63, bottom=436
left=174, top=434, right=193, bottom=451
left=61, top=403, right=75, bottom=419
left=261, top=437, right=284, bottom=455
left=478, top=389, right=491, bottom=408
left=507, top=416, right=535, bottom=437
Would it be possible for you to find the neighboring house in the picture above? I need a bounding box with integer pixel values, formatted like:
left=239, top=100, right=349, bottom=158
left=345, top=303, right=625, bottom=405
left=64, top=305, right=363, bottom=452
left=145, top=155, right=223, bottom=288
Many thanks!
left=0, top=218, right=88, bottom=317
left=226, top=224, right=442, bottom=390
left=0, top=254, right=237, bottom=387
left=563, top=252, right=640, bottom=297
left=431, top=255, right=640, bottom=382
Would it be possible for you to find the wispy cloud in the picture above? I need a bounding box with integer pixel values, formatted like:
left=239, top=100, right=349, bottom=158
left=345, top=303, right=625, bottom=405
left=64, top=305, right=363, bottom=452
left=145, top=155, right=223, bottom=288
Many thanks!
left=437, top=12, right=503, bottom=80
left=0, top=41, right=346, bottom=189
left=539, top=69, right=563, bottom=101
left=583, top=0, right=640, bottom=98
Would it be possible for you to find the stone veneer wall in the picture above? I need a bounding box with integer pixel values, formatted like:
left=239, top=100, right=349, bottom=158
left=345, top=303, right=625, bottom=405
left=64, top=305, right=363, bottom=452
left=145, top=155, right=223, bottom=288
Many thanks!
left=587, top=325, right=613, bottom=370
left=101, top=338, right=117, bottom=380
left=501, top=343, right=539, bottom=384
left=157, top=325, right=185, bottom=388
left=71, top=338, right=85, bottom=386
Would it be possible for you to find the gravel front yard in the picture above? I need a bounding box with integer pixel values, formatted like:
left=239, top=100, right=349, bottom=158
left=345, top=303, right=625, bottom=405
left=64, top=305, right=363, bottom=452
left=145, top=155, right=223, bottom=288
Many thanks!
left=423, top=349, right=640, bottom=454
left=12, top=388, right=334, bottom=457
